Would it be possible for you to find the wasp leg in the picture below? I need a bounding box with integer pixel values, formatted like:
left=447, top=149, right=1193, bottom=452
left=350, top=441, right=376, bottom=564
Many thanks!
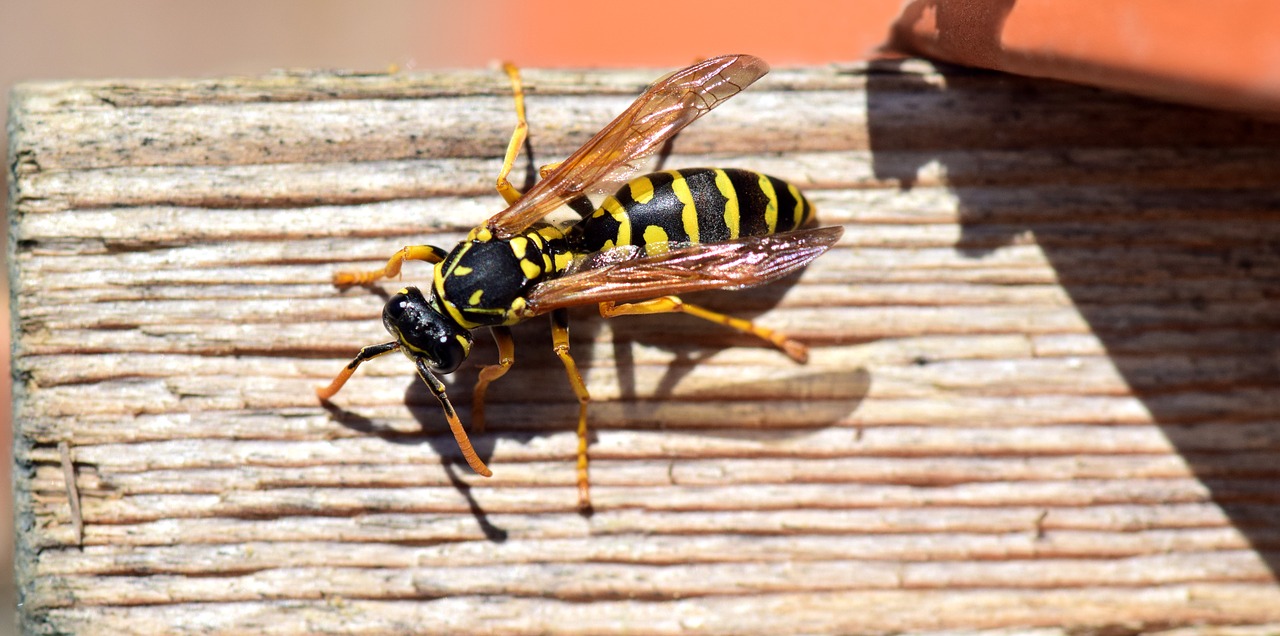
left=471, top=326, right=515, bottom=434
left=316, top=341, right=400, bottom=401
left=538, top=161, right=561, bottom=179
left=334, top=245, right=449, bottom=288
left=415, top=359, right=493, bottom=477
left=495, top=63, right=529, bottom=205
left=600, top=297, right=810, bottom=363
left=550, top=308, right=593, bottom=512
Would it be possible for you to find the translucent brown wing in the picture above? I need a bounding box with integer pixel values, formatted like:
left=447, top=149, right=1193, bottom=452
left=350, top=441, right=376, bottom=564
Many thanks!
left=486, top=54, right=769, bottom=238
left=526, top=226, right=843, bottom=313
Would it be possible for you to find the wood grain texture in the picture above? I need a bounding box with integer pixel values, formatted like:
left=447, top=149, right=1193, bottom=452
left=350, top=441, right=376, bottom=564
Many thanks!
left=10, top=59, right=1280, bottom=634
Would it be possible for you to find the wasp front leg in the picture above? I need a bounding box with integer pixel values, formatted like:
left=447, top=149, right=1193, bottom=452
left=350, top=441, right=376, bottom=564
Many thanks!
left=538, top=161, right=561, bottom=179
left=495, top=64, right=568, bottom=204
left=333, top=245, right=449, bottom=288
left=550, top=308, right=592, bottom=513
left=599, top=296, right=810, bottom=363
left=471, top=326, right=515, bottom=434
left=495, top=63, right=530, bottom=206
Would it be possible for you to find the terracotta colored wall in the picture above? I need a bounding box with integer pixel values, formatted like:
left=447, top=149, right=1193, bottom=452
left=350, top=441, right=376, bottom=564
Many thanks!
left=891, top=0, right=1280, bottom=116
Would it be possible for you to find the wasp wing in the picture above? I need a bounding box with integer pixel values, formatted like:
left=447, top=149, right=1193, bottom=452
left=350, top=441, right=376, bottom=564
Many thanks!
left=486, top=54, right=769, bottom=238
left=526, top=226, right=843, bottom=313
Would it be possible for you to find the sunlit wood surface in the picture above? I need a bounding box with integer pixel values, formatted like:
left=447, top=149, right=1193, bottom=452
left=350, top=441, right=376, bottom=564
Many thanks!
left=11, top=60, right=1280, bottom=634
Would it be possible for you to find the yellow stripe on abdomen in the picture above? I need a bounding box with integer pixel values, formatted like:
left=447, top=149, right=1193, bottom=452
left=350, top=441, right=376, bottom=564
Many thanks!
left=715, top=169, right=740, bottom=239
left=670, top=171, right=699, bottom=243
left=643, top=224, right=670, bottom=246
left=789, top=183, right=807, bottom=228
left=601, top=195, right=631, bottom=246
left=757, top=172, right=779, bottom=234
left=629, top=176, right=656, bottom=205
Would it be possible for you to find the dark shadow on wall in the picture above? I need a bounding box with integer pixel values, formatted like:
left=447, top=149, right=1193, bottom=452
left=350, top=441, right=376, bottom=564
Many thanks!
left=866, top=57, right=1280, bottom=576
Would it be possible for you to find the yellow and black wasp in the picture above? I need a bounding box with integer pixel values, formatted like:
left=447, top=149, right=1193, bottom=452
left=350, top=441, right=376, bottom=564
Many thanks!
left=317, top=54, right=843, bottom=511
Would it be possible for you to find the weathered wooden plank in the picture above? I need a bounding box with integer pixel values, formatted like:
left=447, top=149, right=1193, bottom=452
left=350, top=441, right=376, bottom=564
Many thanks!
left=24, top=551, right=1277, bottom=609
left=29, top=527, right=1273, bottom=573
left=35, top=454, right=1276, bottom=498
left=23, top=503, right=1266, bottom=548
left=12, top=59, right=1280, bottom=634
left=25, top=588, right=1280, bottom=636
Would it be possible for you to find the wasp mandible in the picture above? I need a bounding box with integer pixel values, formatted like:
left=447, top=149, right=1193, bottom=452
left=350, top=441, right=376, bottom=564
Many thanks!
left=318, top=55, right=843, bottom=511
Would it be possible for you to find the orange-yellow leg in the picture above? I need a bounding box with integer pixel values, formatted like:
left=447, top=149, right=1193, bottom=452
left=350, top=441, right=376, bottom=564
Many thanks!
left=333, top=245, right=448, bottom=288
left=550, top=309, right=592, bottom=512
left=413, top=358, right=492, bottom=477
left=316, top=341, right=400, bottom=401
left=495, top=66, right=565, bottom=203
left=600, top=296, right=810, bottom=363
left=471, top=326, right=515, bottom=434
left=495, top=63, right=528, bottom=206
left=317, top=342, right=492, bottom=477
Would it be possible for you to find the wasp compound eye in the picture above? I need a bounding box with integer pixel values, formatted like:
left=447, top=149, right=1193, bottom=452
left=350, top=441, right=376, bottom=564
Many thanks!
left=383, top=287, right=472, bottom=374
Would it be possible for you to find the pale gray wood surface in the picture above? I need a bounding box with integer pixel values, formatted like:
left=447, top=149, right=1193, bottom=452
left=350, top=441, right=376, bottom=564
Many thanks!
left=11, top=59, right=1280, bottom=634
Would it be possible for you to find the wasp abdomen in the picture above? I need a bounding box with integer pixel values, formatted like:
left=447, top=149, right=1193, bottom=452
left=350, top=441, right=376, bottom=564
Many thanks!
left=575, top=168, right=814, bottom=252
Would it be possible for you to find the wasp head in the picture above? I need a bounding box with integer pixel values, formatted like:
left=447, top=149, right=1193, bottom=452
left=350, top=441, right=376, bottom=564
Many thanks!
left=382, top=287, right=472, bottom=374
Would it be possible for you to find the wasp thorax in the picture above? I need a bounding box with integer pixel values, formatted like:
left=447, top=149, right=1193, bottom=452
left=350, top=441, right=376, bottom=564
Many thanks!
left=382, top=287, right=473, bottom=374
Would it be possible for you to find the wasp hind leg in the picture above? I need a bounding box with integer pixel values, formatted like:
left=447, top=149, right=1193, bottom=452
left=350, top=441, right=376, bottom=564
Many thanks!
left=333, top=245, right=449, bottom=288
left=550, top=308, right=592, bottom=513
left=599, top=296, right=810, bottom=363
left=471, top=326, right=515, bottom=434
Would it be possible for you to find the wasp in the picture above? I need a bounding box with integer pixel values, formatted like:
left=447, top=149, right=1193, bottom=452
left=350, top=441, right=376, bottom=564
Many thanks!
left=317, top=54, right=842, bottom=511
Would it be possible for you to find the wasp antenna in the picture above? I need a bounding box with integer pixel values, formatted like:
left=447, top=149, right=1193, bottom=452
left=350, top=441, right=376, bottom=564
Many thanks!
left=317, top=341, right=400, bottom=402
